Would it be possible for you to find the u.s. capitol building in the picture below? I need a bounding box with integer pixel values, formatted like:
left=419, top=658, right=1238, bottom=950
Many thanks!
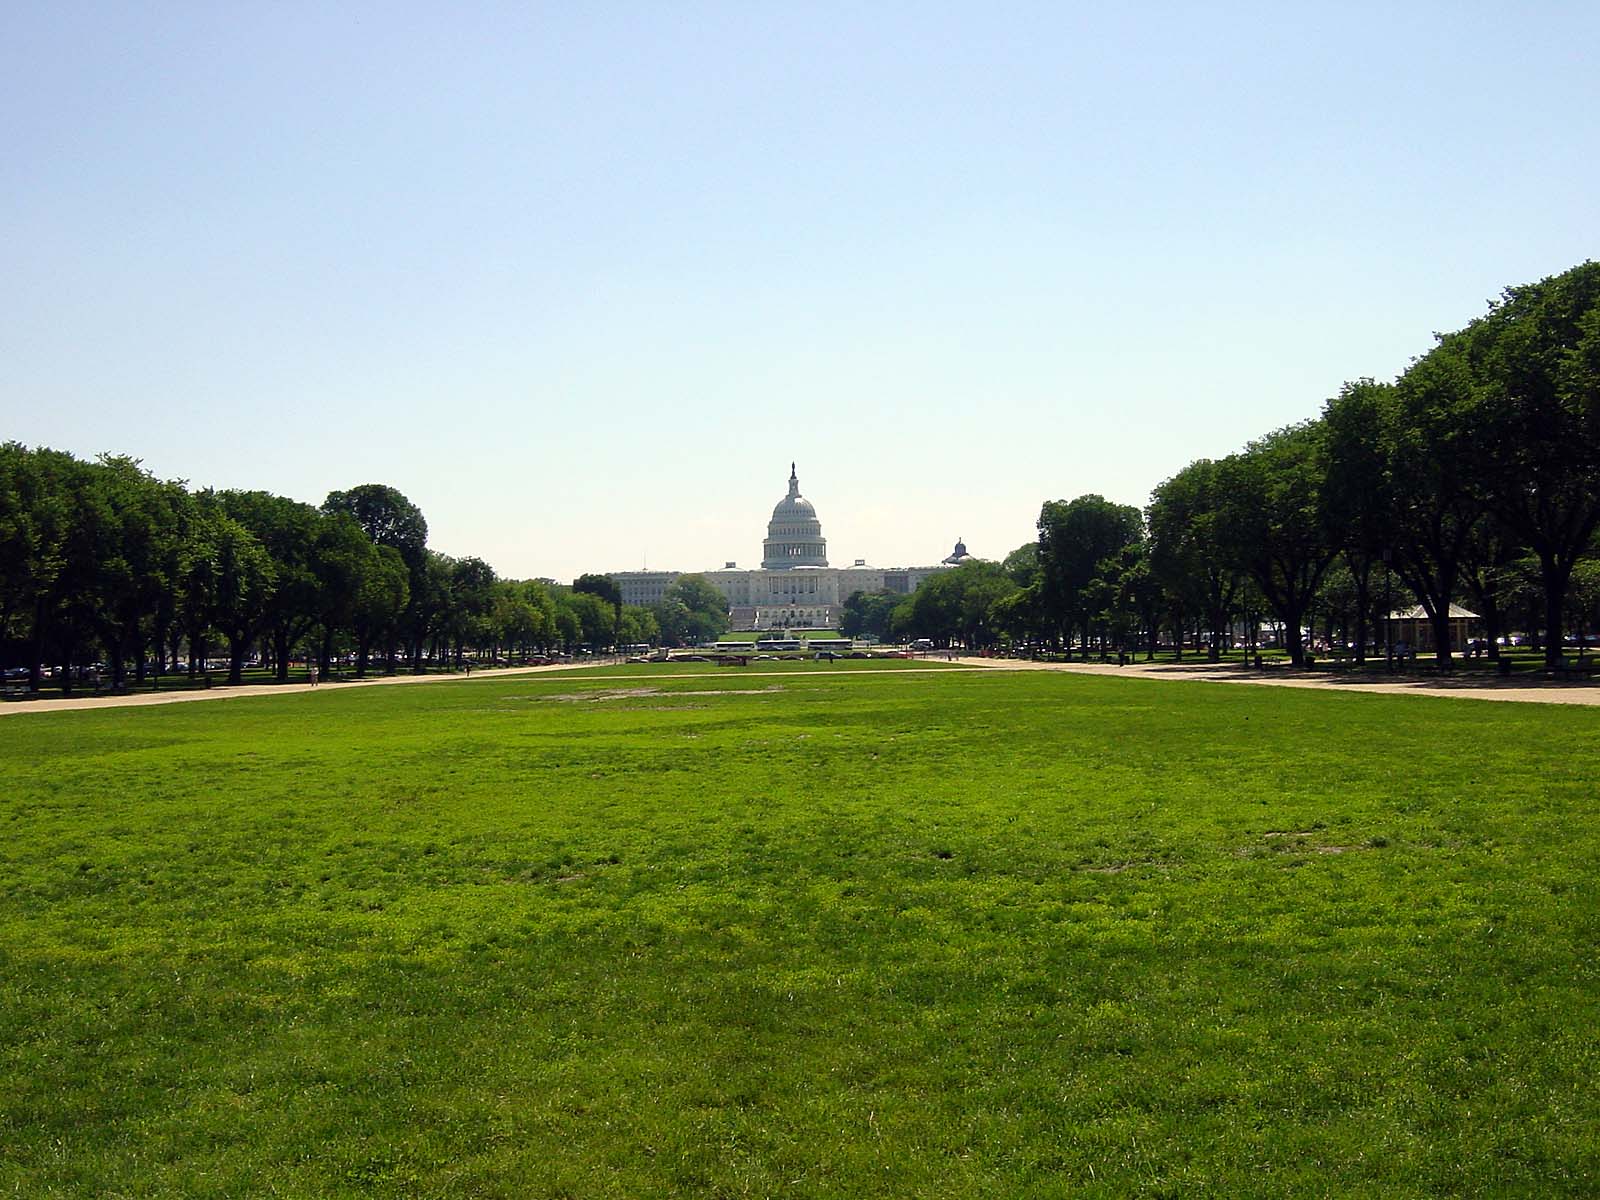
left=608, top=464, right=972, bottom=630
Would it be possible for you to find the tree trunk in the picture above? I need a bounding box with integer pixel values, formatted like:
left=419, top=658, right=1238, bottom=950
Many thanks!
left=1429, top=606, right=1454, bottom=669
left=1283, top=614, right=1305, bottom=667
left=228, top=634, right=246, bottom=684
left=1541, top=552, right=1572, bottom=670
left=28, top=599, right=46, bottom=693
left=106, top=632, right=126, bottom=688
left=1352, top=568, right=1371, bottom=664
left=1483, top=602, right=1503, bottom=661
left=274, top=626, right=291, bottom=683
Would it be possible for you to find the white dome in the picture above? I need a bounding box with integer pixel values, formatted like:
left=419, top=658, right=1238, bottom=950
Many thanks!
left=762, top=464, right=828, bottom=569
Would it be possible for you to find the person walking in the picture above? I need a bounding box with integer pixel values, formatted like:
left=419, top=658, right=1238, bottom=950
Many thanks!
left=308, top=661, right=319, bottom=687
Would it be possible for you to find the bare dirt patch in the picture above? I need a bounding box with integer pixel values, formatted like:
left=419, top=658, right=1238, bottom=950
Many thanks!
left=1246, top=831, right=1364, bottom=858
left=1076, top=859, right=1166, bottom=874
left=534, top=684, right=786, bottom=704
left=538, top=687, right=665, bottom=703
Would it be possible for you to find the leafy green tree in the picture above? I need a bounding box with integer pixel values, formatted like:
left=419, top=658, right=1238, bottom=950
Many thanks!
left=1382, top=342, right=1484, bottom=667
left=490, top=580, right=556, bottom=658
left=555, top=589, right=615, bottom=650
left=618, top=605, right=660, bottom=647
left=220, top=490, right=326, bottom=682
left=446, top=557, right=498, bottom=664
left=1461, top=261, right=1600, bottom=667
left=1036, top=495, right=1143, bottom=657
left=648, top=597, right=693, bottom=648
left=898, top=562, right=1016, bottom=650
left=323, top=484, right=430, bottom=670
left=173, top=505, right=276, bottom=683
left=209, top=510, right=278, bottom=683
left=1321, top=379, right=1398, bottom=663
left=351, top=546, right=410, bottom=676
left=1000, top=542, right=1040, bottom=587
left=5, top=449, right=129, bottom=690
left=66, top=456, right=186, bottom=688
left=991, top=582, right=1045, bottom=647
left=574, top=573, right=623, bottom=648
left=663, top=574, right=730, bottom=642
left=1148, top=460, right=1241, bottom=661
left=1215, top=423, right=1335, bottom=667
left=840, top=590, right=902, bottom=640
left=310, top=513, right=383, bottom=675
left=1456, top=516, right=1526, bottom=661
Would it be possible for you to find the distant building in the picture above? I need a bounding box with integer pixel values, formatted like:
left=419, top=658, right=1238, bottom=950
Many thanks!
left=1385, top=604, right=1480, bottom=654
left=609, top=464, right=969, bottom=629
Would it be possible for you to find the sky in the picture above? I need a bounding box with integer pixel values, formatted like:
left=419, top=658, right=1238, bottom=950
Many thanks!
left=3, top=3, right=1597, bottom=583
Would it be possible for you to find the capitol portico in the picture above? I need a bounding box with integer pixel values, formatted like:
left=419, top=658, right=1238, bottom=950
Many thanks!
left=609, top=464, right=967, bottom=630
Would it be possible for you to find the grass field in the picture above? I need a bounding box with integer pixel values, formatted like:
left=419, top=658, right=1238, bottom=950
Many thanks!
left=2, top=662, right=1596, bottom=1197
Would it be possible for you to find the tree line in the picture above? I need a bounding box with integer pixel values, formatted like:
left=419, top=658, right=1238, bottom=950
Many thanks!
left=845, top=262, right=1600, bottom=670
left=0, top=462, right=730, bottom=693
left=6, top=262, right=1594, bottom=686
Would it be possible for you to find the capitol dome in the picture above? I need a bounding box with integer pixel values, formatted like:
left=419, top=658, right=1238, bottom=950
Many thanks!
left=762, top=463, right=828, bottom=569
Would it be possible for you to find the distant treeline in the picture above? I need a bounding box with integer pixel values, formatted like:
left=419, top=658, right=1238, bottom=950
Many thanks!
left=846, top=261, right=1600, bottom=668
left=0, top=463, right=728, bottom=692
left=6, top=262, right=1596, bottom=687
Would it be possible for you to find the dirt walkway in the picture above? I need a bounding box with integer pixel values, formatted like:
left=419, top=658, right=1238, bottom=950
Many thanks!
left=0, top=662, right=598, bottom=717
left=937, top=655, right=1600, bottom=706
left=5, top=654, right=1596, bottom=717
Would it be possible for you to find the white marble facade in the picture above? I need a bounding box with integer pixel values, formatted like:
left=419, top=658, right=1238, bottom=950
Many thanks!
left=610, top=466, right=959, bottom=629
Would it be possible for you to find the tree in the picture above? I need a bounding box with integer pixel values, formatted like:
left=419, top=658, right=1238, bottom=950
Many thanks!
left=220, top=490, right=326, bottom=682
left=1385, top=342, right=1483, bottom=667
left=648, top=597, right=693, bottom=648
left=491, top=580, right=557, bottom=658
left=445, top=557, right=498, bottom=664
left=310, top=513, right=383, bottom=675
left=618, top=604, right=660, bottom=647
left=840, top=590, right=902, bottom=640
left=351, top=546, right=410, bottom=675
left=1036, top=495, right=1143, bottom=657
left=1148, top=460, right=1241, bottom=661
left=575, top=573, right=623, bottom=648
left=322, top=484, right=430, bottom=670
left=9, top=449, right=92, bottom=690
left=1322, top=379, right=1397, bottom=663
left=555, top=588, right=614, bottom=651
left=1456, top=515, right=1526, bottom=662
left=663, top=574, right=730, bottom=642
left=173, top=505, right=276, bottom=683
left=1000, top=542, right=1040, bottom=587
left=1461, top=261, right=1600, bottom=668
left=208, top=509, right=278, bottom=683
left=1215, top=423, right=1334, bottom=667
left=68, top=456, right=186, bottom=689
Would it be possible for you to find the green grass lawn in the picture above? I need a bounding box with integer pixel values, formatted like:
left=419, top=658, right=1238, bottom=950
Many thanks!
left=2, top=666, right=1596, bottom=1197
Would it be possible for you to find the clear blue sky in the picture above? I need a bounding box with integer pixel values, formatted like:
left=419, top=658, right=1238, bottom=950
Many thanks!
left=4, top=3, right=1596, bottom=582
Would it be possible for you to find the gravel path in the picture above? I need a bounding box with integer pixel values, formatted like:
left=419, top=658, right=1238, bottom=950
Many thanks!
left=936, top=655, right=1600, bottom=706
left=0, top=662, right=593, bottom=717
left=5, top=654, right=1596, bottom=716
